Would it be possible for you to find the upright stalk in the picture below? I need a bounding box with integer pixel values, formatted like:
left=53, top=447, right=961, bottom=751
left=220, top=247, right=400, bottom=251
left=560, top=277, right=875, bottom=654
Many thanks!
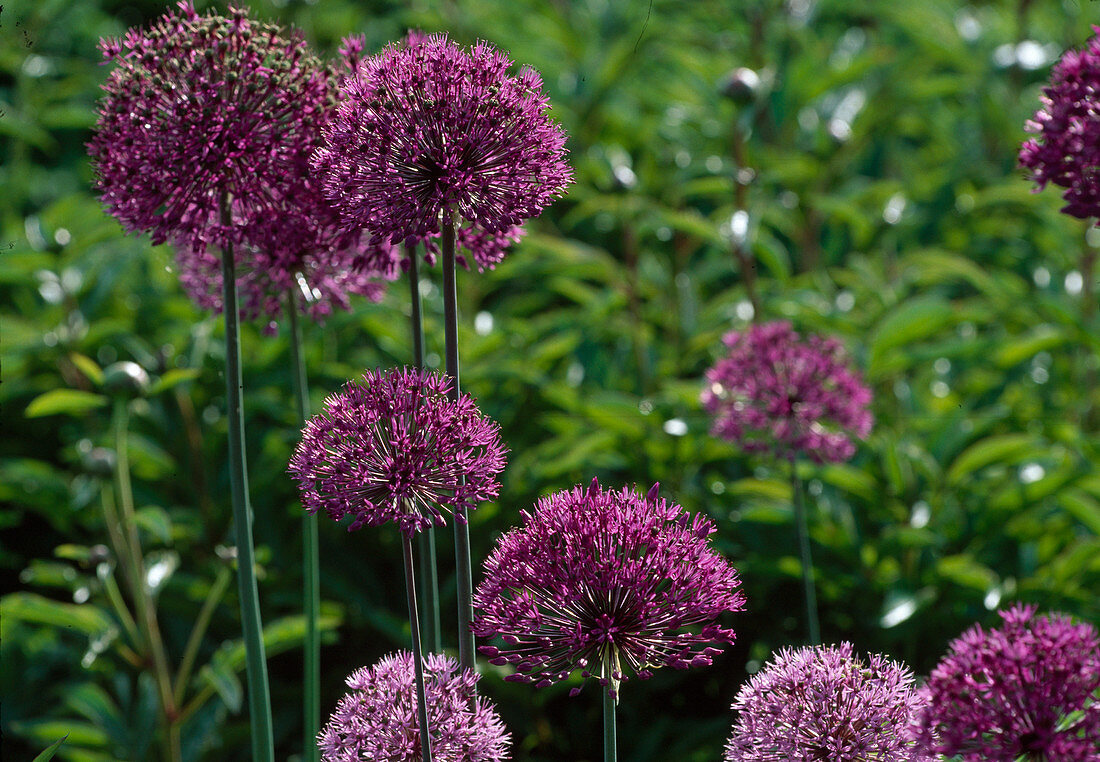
left=441, top=215, right=476, bottom=671
left=789, top=458, right=821, bottom=645
left=401, top=533, right=434, bottom=762
left=603, top=690, right=617, bottom=762
left=220, top=204, right=275, bottom=762
left=287, top=289, right=320, bottom=762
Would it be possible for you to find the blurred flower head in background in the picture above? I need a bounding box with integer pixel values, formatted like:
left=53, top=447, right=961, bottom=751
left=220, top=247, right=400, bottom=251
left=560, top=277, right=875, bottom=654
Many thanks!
left=725, top=642, right=930, bottom=762
left=288, top=367, right=507, bottom=537
left=701, top=321, right=873, bottom=463
left=319, top=650, right=510, bottom=762
left=916, top=604, right=1100, bottom=761
left=473, top=479, right=744, bottom=698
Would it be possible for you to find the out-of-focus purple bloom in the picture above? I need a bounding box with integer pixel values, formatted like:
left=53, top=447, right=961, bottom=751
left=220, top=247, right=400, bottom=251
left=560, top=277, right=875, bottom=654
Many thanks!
left=701, top=321, right=872, bottom=463
left=288, top=367, right=506, bottom=537
left=725, top=643, right=930, bottom=762
left=472, top=479, right=745, bottom=698
left=313, top=32, right=572, bottom=268
left=1020, top=28, right=1100, bottom=220
left=916, top=604, right=1100, bottom=761
left=318, top=650, right=510, bottom=762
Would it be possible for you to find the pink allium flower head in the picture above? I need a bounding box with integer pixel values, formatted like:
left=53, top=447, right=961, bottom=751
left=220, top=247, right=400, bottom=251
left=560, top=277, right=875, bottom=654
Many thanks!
left=288, top=367, right=507, bottom=537
left=313, top=32, right=572, bottom=269
left=472, top=479, right=745, bottom=698
left=701, top=321, right=873, bottom=463
left=916, top=604, right=1100, bottom=761
left=88, top=2, right=332, bottom=254
left=319, top=650, right=510, bottom=762
left=1020, top=28, right=1100, bottom=220
left=725, top=643, right=931, bottom=762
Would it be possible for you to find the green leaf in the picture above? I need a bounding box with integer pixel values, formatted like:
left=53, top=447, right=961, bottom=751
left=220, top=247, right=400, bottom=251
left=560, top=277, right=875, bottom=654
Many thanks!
left=946, top=434, right=1036, bottom=486
left=25, top=389, right=108, bottom=418
left=994, top=325, right=1066, bottom=368
left=132, top=506, right=172, bottom=544
left=199, top=661, right=243, bottom=713
left=1, top=592, right=115, bottom=638
left=868, top=297, right=955, bottom=376
left=148, top=368, right=200, bottom=395
left=31, top=735, right=68, bottom=762
left=68, top=353, right=103, bottom=386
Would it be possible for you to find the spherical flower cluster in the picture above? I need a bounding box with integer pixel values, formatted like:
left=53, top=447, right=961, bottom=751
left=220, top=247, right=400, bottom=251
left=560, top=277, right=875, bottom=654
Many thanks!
left=701, top=321, right=873, bottom=463
left=319, top=651, right=510, bottom=762
left=472, top=479, right=745, bottom=698
left=1020, top=28, right=1100, bottom=220
left=313, top=32, right=572, bottom=266
left=725, top=643, right=930, bottom=762
left=288, top=367, right=507, bottom=537
left=916, top=604, right=1100, bottom=761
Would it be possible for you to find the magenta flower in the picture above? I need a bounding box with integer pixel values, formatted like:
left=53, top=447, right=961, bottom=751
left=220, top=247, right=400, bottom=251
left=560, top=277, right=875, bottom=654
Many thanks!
left=288, top=367, right=507, bottom=537
left=472, top=479, right=745, bottom=698
left=1020, top=28, right=1100, bottom=220
left=725, top=643, right=930, bottom=762
left=916, top=604, right=1100, bottom=761
left=319, top=650, right=510, bottom=762
left=701, top=321, right=872, bottom=463
left=313, top=32, right=572, bottom=266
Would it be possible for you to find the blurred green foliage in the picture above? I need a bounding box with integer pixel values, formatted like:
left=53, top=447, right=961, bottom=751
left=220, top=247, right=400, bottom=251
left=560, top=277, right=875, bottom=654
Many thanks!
left=3, top=0, right=1100, bottom=759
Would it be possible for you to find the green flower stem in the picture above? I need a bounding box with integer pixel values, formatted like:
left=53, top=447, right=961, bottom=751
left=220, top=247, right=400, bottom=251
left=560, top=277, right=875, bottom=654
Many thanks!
left=219, top=226, right=275, bottom=762
left=789, top=458, right=821, bottom=645
left=441, top=215, right=475, bottom=671
left=101, top=555, right=143, bottom=650
left=97, top=483, right=142, bottom=649
left=287, top=288, right=320, bottom=762
left=401, top=532, right=434, bottom=762
left=408, top=243, right=442, bottom=655
left=603, top=690, right=617, bottom=762
left=173, top=564, right=232, bottom=706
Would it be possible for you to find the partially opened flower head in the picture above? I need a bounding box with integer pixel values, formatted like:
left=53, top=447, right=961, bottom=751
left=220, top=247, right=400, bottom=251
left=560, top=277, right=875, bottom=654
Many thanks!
left=473, top=479, right=745, bottom=698
left=1020, top=28, right=1100, bottom=220
left=725, top=643, right=930, bottom=762
left=288, top=367, right=507, bottom=537
left=313, top=32, right=572, bottom=266
left=319, top=650, right=510, bottom=762
left=701, top=321, right=872, bottom=463
left=916, top=604, right=1100, bottom=761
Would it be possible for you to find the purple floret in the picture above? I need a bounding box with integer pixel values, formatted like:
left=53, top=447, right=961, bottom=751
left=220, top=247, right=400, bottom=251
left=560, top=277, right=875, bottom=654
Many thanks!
left=472, top=479, right=745, bottom=698
left=701, top=321, right=873, bottom=463
left=288, top=367, right=507, bottom=537
left=916, top=604, right=1100, bottom=761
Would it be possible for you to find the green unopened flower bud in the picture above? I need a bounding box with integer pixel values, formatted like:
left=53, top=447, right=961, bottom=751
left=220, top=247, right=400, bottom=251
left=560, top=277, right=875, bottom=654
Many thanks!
left=720, top=67, right=761, bottom=104
left=103, top=361, right=150, bottom=397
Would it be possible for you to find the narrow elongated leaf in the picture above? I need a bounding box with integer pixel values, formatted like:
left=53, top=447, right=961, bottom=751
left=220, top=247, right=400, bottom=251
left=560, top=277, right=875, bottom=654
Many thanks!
left=25, top=390, right=107, bottom=418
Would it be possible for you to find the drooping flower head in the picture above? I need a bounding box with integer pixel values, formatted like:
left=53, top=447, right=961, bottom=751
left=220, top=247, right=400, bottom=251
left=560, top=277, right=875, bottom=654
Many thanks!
left=725, top=643, right=930, bottom=762
left=916, top=604, right=1100, bottom=761
left=313, top=32, right=572, bottom=268
left=1019, top=28, right=1100, bottom=220
left=319, top=650, right=511, bottom=762
left=288, top=367, right=507, bottom=537
left=701, top=321, right=873, bottom=463
left=472, top=479, right=745, bottom=698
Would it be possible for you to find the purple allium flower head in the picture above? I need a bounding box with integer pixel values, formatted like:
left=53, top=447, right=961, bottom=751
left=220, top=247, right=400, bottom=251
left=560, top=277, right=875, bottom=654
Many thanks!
left=319, top=650, right=511, bottom=762
left=472, top=479, right=745, bottom=698
left=701, top=321, right=873, bottom=463
left=313, top=32, right=572, bottom=267
left=288, top=367, right=507, bottom=537
left=88, top=2, right=331, bottom=254
left=916, top=604, right=1100, bottom=761
left=725, top=643, right=931, bottom=762
left=1020, top=28, right=1100, bottom=220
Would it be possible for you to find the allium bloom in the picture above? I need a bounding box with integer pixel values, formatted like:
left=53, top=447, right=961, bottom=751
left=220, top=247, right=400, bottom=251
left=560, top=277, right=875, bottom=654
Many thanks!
left=288, top=367, right=506, bottom=537
left=472, top=479, right=745, bottom=697
left=701, top=321, right=872, bottom=463
left=314, top=32, right=572, bottom=266
left=916, top=604, right=1100, bottom=761
left=726, top=643, right=929, bottom=762
left=1020, top=28, right=1100, bottom=220
left=319, top=650, right=510, bottom=762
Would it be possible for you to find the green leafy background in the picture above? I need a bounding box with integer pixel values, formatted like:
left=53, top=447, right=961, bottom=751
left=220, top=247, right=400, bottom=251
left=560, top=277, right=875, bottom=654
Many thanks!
left=3, top=0, right=1099, bottom=759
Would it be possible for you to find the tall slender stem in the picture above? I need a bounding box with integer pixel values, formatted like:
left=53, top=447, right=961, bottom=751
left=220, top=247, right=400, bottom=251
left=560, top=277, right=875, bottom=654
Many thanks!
left=603, top=690, right=617, bottom=762
left=408, top=243, right=442, bottom=655
left=789, top=458, right=821, bottom=645
left=174, top=565, right=232, bottom=706
left=220, top=208, right=275, bottom=762
left=401, top=533, right=434, bottom=762
left=442, top=216, right=476, bottom=671
left=287, top=288, right=320, bottom=762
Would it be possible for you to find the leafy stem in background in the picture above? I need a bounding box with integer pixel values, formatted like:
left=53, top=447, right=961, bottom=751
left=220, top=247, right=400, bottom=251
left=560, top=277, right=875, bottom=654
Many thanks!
left=789, top=457, right=820, bottom=646
left=173, top=564, right=231, bottom=707
left=603, top=689, right=617, bottom=762
left=401, top=531, right=434, bottom=762
left=287, top=287, right=321, bottom=762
